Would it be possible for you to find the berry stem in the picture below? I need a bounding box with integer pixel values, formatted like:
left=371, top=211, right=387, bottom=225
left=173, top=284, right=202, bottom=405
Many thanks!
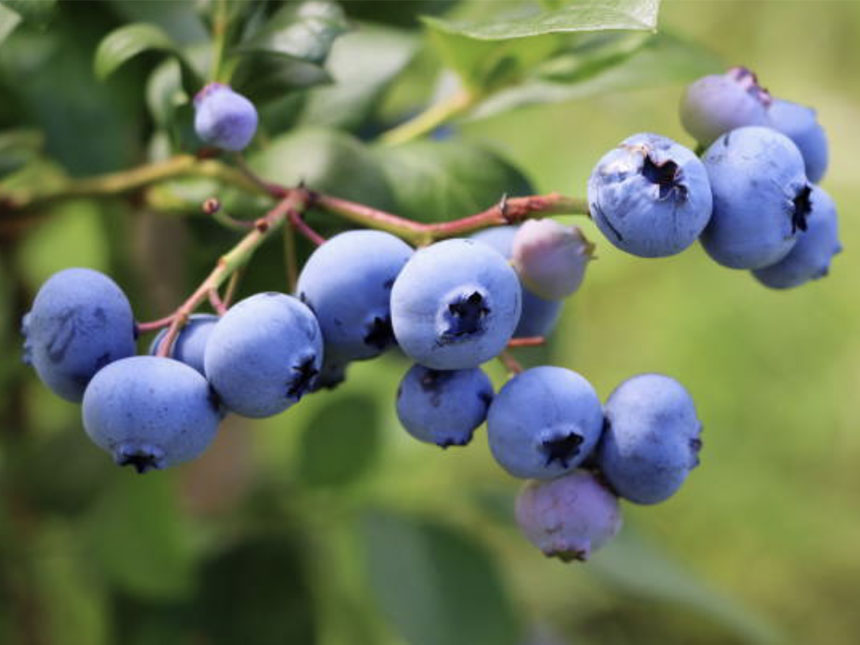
left=136, top=315, right=176, bottom=334
left=223, top=268, right=242, bottom=308
left=312, top=191, right=588, bottom=246
left=1, top=155, right=266, bottom=210
left=208, top=288, right=228, bottom=315
left=209, top=0, right=231, bottom=83
left=156, top=190, right=309, bottom=356
left=497, top=351, right=524, bottom=376
left=288, top=208, right=326, bottom=246
left=507, top=336, right=546, bottom=348
left=380, top=89, right=477, bottom=146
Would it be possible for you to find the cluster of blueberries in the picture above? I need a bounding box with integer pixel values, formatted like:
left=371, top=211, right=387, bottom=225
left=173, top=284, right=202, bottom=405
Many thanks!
left=19, top=66, right=839, bottom=561
left=589, top=66, right=840, bottom=288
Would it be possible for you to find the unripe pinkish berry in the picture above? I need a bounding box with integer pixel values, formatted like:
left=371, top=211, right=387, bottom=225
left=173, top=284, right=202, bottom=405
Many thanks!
left=511, top=219, right=594, bottom=300
left=515, top=470, right=622, bottom=562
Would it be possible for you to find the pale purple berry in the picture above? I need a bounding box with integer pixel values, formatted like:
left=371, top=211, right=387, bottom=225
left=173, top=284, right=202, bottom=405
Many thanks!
left=511, top=219, right=593, bottom=300
left=515, top=470, right=622, bottom=562
left=194, top=83, right=258, bottom=151
left=680, top=66, right=772, bottom=146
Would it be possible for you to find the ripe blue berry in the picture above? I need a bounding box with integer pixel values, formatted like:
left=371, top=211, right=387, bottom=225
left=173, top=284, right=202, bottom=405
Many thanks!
left=193, top=83, right=258, bottom=151
left=470, top=226, right=563, bottom=338
left=395, top=364, right=493, bottom=448
left=21, top=268, right=136, bottom=402
left=680, top=66, right=771, bottom=146
left=597, top=373, right=702, bottom=505
left=487, top=366, right=603, bottom=479
left=753, top=185, right=841, bottom=289
left=297, top=230, right=413, bottom=363
left=700, top=126, right=810, bottom=269
left=515, top=470, right=622, bottom=561
left=204, top=293, right=323, bottom=418
left=511, top=219, right=593, bottom=299
left=390, top=238, right=521, bottom=370
left=148, top=313, right=218, bottom=375
left=587, top=133, right=713, bottom=258
left=768, top=98, right=829, bottom=183
left=82, top=356, right=221, bottom=473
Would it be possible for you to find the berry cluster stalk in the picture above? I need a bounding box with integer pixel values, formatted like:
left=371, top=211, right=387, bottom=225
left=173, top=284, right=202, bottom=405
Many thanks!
left=155, top=190, right=309, bottom=356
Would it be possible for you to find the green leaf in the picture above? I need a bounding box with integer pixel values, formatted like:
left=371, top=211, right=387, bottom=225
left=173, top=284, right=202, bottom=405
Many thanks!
left=423, top=0, right=660, bottom=90
left=470, top=31, right=722, bottom=119
left=231, top=54, right=331, bottom=103
left=0, top=0, right=55, bottom=27
left=248, top=127, right=396, bottom=211
left=361, top=511, right=522, bottom=645
left=372, top=140, right=533, bottom=223
left=297, top=393, right=381, bottom=488
left=0, top=3, right=21, bottom=46
left=589, top=528, right=782, bottom=645
left=424, top=0, right=658, bottom=40
left=93, top=22, right=202, bottom=93
left=84, top=471, right=198, bottom=599
left=94, top=23, right=175, bottom=80
left=236, top=0, right=349, bottom=64
left=298, top=23, right=419, bottom=131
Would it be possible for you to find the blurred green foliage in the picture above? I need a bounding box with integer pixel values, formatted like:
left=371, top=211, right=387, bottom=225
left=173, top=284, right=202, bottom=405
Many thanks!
left=0, top=1, right=858, bottom=644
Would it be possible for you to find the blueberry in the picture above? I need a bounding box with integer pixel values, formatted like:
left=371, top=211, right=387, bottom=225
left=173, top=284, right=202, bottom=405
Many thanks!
left=700, top=126, right=810, bottom=269
left=395, top=364, right=493, bottom=448
left=511, top=219, right=593, bottom=300
left=82, top=356, right=221, bottom=473
left=515, top=470, right=622, bottom=561
left=487, top=366, right=603, bottom=479
left=753, top=185, right=841, bottom=289
left=21, top=268, right=136, bottom=402
left=470, top=226, right=563, bottom=338
left=390, top=238, right=521, bottom=370
left=597, top=373, right=702, bottom=505
left=587, top=133, right=713, bottom=258
left=680, top=66, right=772, bottom=146
left=203, top=293, right=323, bottom=418
left=193, top=83, right=258, bottom=151
left=768, top=98, right=829, bottom=183
left=297, top=230, right=413, bottom=363
left=148, top=313, right=218, bottom=375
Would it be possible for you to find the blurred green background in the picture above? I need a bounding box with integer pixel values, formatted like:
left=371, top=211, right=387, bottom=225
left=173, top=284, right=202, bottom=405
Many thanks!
left=1, top=1, right=858, bottom=644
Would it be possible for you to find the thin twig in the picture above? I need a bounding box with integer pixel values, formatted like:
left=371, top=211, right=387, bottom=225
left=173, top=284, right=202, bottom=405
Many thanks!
left=136, top=315, right=176, bottom=334
left=497, top=351, right=524, bottom=376
left=507, top=336, right=545, bottom=348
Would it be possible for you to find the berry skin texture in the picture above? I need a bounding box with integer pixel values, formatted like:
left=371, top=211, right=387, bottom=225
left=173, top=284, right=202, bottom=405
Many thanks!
left=598, top=373, right=702, bottom=505
left=511, top=219, right=593, bottom=300
left=148, top=314, right=218, bottom=375
left=768, top=98, right=829, bottom=183
left=204, top=293, right=323, bottom=418
left=193, top=83, right=258, bottom=151
left=680, top=66, right=771, bottom=146
left=700, top=126, right=811, bottom=269
left=470, top=226, right=563, bottom=338
left=515, top=470, right=622, bottom=562
left=390, top=238, right=521, bottom=370
left=82, top=356, right=221, bottom=473
left=297, top=230, right=413, bottom=363
left=487, top=366, right=604, bottom=479
left=21, top=268, right=136, bottom=402
left=395, top=364, right=494, bottom=448
left=587, top=133, right=713, bottom=258
left=753, top=185, right=842, bottom=289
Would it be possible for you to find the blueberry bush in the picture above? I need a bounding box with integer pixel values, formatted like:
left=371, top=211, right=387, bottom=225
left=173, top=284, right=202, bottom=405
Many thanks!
left=0, top=1, right=855, bottom=643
